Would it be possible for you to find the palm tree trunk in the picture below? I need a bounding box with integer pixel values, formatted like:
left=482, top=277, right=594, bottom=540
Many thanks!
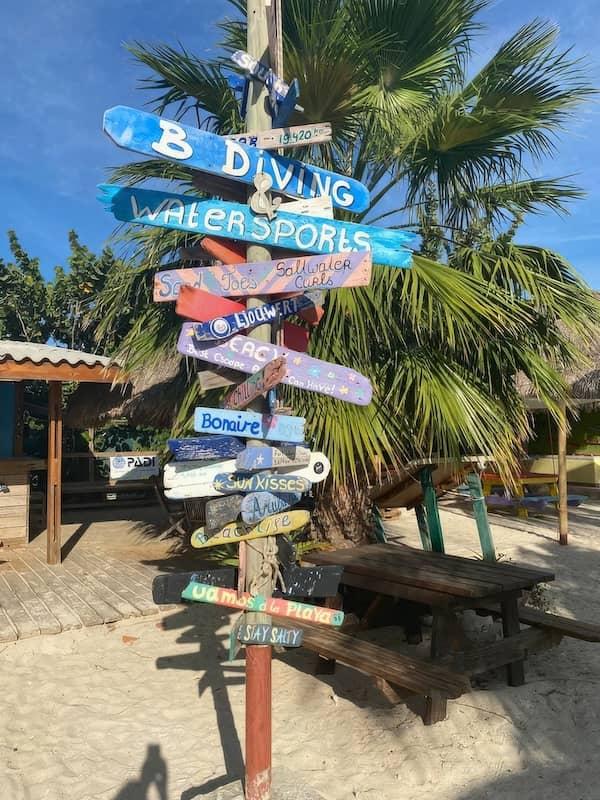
left=311, top=479, right=375, bottom=546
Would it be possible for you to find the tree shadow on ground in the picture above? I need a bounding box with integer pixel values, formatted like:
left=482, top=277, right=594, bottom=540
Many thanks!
left=155, top=604, right=246, bottom=799
left=113, top=743, right=168, bottom=800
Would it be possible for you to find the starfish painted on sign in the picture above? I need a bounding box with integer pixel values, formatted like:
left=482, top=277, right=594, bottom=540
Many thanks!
left=308, top=367, right=321, bottom=377
left=292, top=357, right=303, bottom=366
left=214, top=479, right=224, bottom=491
left=339, top=386, right=349, bottom=395
left=253, top=454, right=264, bottom=466
left=347, top=373, right=357, bottom=383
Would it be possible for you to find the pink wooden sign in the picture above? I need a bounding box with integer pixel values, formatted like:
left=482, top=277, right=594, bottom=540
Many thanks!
left=154, top=251, right=371, bottom=302
left=178, top=328, right=372, bottom=406
left=224, top=357, right=287, bottom=409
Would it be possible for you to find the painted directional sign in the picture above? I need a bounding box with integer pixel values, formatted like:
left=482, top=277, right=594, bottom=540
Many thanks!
left=236, top=444, right=311, bottom=471
left=279, top=564, right=343, bottom=599
left=152, top=568, right=235, bottom=604
left=98, top=185, right=416, bottom=269
left=224, top=357, right=287, bottom=410
left=164, top=453, right=328, bottom=499
left=191, top=510, right=309, bottom=549
left=228, top=123, right=332, bottom=151
left=155, top=251, right=371, bottom=302
left=273, top=78, right=300, bottom=127
left=194, top=406, right=305, bottom=442
left=181, top=580, right=344, bottom=626
left=240, top=491, right=302, bottom=524
left=231, top=50, right=290, bottom=102
left=237, top=624, right=304, bottom=647
left=197, top=236, right=245, bottom=264
left=167, top=436, right=244, bottom=461
left=190, top=294, right=323, bottom=342
left=177, top=288, right=312, bottom=352
left=179, top=329, right=373, bottom=406
left=213, top=471, right=311, bottom=495
left=198, top=367, right=244, bottom=391
left=205, top=494, right=244, bottom=533
left=164, top=458, right=238, bottom=490
left=281, top=196, right=333, bottom=218
left=175, top=285, right=323, bottom=328
left=102, top=107, right=368, bottom=211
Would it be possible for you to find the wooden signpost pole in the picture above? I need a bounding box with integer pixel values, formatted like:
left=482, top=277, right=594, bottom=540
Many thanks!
left=245, top=2, right=275, bottom=798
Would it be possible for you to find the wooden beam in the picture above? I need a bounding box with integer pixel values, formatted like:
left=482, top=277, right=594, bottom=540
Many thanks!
left=558, top=401, right=569, bottom=546
left=466, top=472, right=496, bottom=561
left=0, top=361, right=123, bottom=383
left=46, top=382, right=63, bottom=564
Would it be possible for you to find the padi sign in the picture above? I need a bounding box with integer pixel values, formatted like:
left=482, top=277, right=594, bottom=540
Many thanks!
left=109, top=454, right=159, bottom=481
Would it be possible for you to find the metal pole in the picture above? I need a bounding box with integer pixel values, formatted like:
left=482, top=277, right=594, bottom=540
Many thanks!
left=244, top=2, right=275, bottom=797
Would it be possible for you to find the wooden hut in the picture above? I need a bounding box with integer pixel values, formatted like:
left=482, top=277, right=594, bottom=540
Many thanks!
left=0, top=340, right=122, bottom=564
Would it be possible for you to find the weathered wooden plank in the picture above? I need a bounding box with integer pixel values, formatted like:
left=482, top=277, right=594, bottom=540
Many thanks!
left=213, top=471, right=310, bottom=495
left=197, top=367, right=244, bottom=391
left=278, top=565, right=343, bottom=599
left=156, top=251, right=371, bottom=301
left=236, top=444, right=311, bottom=471
left=23, top=551, right=103, bottom=628
left=58, top=558, right=123, bottom=623
left=182, top=581, right=344, bottom=626
left=273, top=78, right=301, bottom=127
left=227, top=123, right=332, bottom=150
left=288, top=621, right=469, bottom=698
left=9, top=555, right=82, bottom=632
left=102, top=106, right=368, bottom=211
left=176, top=285, right=322, bottom=331
left=238, top=623, right=304, bottom=647
left=205, top=494, right=244, bottom=533
left=72, top=551, right=156, bottom=617
left=98, top=185, right=416, bottom=269
left=193, top=406, right=305, bottom=443
left=191, top=296, right=322, bottom=342
left=67, top=552, right=144, bottom=619
left=152, top=568, right=236, bottom=604
left=179, top=330, right=373, bottom=406
left=165, top=453, right=325, bottom=498
left=241, top=491, right=302, bottom=524
left=2, top=571, right=61, bottom=635
left=231, top=49, right=291, bottom=102
left=224, top=357, right=287, bottom=410
left=0, top=606, right=17, bottom=642
left=0, top=573, right=40, bottom=638
left=191, top=510, right=310, bottom=549
left=168, top=436, right=244, bottom=461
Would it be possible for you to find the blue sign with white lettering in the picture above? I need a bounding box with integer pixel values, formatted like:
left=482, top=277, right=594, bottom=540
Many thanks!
left=193, top=407, right=305, bottom=443
left=103, top=106, right=369, bottom=213
left=97, top=185, right=416, bottom=268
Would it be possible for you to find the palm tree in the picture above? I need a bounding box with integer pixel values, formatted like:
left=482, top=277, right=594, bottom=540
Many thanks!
left=94, top=0, right=600, bottom=543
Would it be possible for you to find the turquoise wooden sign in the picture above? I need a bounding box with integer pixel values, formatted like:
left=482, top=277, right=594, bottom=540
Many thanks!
left=98, top=185, right=415, bottom=269
left=103, top=106, right=368, bottom=212
left=194, top=407, right=305, bottom=443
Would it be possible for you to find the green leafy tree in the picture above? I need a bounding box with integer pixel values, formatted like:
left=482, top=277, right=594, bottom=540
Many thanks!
left=0, top=231, right=48, bottom=342
left=46, top=230, right=132, bottom=353
left=93, top=0, right=600, bottom=543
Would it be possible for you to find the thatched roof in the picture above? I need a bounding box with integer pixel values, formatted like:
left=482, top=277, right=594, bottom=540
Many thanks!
left=65, top=355, right=192, bottom=429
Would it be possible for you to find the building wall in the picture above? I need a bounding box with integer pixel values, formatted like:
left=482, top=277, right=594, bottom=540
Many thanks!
left=0, top=382, right=16, bottom=457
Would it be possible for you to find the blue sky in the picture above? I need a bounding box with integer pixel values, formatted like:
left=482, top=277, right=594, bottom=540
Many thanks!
left=1, top=0, right=599, bottom=285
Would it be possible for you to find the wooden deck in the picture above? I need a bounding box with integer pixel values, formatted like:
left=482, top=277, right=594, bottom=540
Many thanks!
left=0, top=544, right=166, bottom=641
left=0, top=508, right=187, bottom=641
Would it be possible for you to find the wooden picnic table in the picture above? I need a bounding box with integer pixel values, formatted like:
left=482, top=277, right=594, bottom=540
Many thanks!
left=305, top=543, right=555, bottom=722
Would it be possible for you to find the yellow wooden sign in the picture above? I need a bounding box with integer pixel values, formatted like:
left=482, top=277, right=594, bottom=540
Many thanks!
left=191, top=510, right=310, bottom=549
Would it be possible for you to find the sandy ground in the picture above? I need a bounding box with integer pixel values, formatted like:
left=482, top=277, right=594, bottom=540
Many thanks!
left=1, top=501, right=600, bottom=800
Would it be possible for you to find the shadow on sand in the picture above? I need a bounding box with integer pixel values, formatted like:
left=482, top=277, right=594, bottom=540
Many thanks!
left=113, top=743, right=168, bottom=800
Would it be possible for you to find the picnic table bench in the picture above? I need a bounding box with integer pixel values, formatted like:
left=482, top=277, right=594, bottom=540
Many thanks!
left=302, top=543, right=558, bottom=723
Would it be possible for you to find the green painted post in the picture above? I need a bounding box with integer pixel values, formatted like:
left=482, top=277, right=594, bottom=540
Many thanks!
left=466, top=472, right=496, bottom=561
left=420, top=466, right=444, bottom=553
left=414, top=503, right=432, bottom=551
